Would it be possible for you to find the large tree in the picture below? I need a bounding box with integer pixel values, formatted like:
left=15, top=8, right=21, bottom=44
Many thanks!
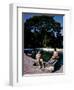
left=24, top=15, right=63, bottom=48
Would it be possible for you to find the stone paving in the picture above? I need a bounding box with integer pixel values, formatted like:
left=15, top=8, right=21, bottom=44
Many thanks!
left=23, top=54, right=63, bottom=74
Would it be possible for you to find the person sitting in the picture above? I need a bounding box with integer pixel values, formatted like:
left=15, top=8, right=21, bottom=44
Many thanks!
left=47, top=48, right=59, bottom=72
left=34, top=51, right=44, bottom=69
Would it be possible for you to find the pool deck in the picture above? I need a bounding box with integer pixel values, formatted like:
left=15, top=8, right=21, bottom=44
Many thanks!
left=23, top=54, right=63, bottom=74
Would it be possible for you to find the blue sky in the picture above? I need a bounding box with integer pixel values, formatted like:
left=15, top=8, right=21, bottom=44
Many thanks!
left=22, top=13, right=63, bottom=27
left=54, top=16, right=63, bottom=27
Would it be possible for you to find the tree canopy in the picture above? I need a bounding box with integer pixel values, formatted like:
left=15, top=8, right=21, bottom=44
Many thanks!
left=24, top=15, right=63, bottom=48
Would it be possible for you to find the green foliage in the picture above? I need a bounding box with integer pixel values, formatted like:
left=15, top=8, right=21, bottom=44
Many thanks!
left=24, top=15, right=63, bottom=48
left=42, top=51, right=52, bottom=62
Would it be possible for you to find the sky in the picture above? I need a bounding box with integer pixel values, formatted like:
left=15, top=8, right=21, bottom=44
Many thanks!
left=22, top=13, right=63, bottom=27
